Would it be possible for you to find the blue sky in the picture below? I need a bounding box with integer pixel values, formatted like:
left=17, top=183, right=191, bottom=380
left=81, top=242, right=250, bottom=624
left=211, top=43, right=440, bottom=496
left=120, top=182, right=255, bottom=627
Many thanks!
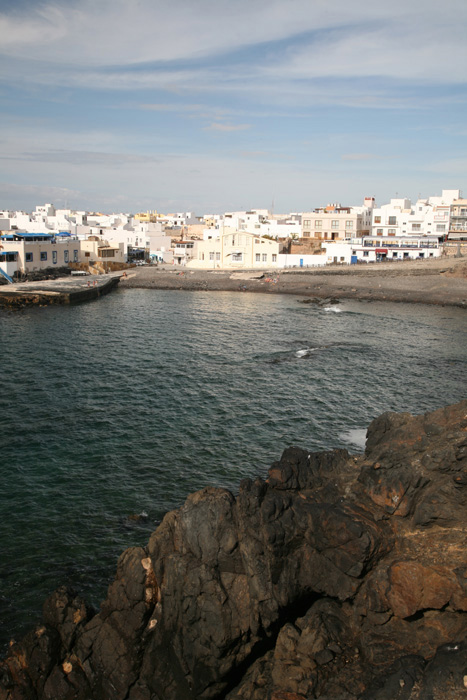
left=0, top=0, right=466, bottom=214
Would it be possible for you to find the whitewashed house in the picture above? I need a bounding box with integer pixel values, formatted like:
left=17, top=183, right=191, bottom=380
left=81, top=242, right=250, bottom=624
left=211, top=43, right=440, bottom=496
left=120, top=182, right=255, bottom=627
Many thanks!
left=187, top=231, right=279, bottom=269
left=0, top=232, right=80, bottom=277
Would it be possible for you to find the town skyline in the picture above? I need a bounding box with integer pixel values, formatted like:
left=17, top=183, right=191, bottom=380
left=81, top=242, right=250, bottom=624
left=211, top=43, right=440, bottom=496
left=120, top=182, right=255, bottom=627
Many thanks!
left=1, top=0, right=466, bottom=213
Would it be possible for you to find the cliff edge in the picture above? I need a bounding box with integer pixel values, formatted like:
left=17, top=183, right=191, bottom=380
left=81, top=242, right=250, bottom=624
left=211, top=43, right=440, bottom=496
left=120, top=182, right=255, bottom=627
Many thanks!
left=1, top=401, right=466, bottom=699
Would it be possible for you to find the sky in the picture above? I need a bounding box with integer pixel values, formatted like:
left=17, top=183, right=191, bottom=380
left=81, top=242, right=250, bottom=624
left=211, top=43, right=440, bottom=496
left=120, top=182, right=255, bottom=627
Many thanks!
left=0, top=0, right=466, bottom=215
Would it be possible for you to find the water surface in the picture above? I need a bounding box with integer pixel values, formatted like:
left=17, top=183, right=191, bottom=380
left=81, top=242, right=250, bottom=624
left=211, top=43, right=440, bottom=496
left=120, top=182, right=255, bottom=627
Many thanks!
left=1, top=289, right=466, bottom=649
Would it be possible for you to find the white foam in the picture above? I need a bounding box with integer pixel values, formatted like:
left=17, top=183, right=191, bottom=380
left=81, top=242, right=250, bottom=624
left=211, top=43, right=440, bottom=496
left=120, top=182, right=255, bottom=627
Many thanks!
left=339, top=428, right=367, bottom=451
left=295, top=348, right=316, bottom=358
left=323, top=306, right=342, bottom=313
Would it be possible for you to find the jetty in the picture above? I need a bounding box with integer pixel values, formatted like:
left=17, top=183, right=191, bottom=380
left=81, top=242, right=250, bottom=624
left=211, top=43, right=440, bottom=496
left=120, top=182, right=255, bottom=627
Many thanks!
left=0, top=273, right=121, bottom=309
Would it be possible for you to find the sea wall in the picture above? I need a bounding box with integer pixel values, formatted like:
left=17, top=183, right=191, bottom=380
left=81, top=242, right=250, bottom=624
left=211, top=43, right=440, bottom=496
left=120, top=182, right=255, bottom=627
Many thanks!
left=0, top=276, right=120, bottom=309
left=1, top=401, right=466, bottom=699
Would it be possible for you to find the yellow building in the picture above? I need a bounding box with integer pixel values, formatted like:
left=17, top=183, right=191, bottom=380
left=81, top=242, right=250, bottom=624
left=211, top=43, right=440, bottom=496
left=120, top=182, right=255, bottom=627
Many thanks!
left=187, top=230, right=279, bottom=269
left=134, top=211, right=158, bottom=223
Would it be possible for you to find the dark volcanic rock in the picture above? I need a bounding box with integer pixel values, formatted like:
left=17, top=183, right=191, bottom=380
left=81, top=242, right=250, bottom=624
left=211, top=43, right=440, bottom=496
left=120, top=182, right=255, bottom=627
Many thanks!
left=1, top=400, right=467, bottom=700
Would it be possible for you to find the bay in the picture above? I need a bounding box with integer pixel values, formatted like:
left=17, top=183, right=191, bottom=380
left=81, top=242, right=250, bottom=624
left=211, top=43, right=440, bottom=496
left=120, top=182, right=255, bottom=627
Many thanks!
left=0, top=289, right=466, bottom=649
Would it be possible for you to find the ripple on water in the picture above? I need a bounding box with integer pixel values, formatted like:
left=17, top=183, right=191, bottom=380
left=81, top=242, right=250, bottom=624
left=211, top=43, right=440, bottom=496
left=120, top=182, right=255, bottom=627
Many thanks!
left=0, top=290, right=466, bottom=649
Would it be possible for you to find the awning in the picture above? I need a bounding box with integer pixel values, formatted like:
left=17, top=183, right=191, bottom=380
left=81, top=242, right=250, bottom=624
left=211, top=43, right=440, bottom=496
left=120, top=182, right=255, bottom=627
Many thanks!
left=375, top=249, right=388, bottom=253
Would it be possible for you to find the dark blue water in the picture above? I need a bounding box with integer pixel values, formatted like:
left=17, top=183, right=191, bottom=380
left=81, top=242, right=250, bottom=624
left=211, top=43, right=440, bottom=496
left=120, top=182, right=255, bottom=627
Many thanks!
left=1, top=289, right=466, bottom=649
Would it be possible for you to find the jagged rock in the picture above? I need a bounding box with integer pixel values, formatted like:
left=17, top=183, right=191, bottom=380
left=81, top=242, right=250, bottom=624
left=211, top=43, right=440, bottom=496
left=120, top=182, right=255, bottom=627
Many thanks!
left=1, top=400, right=466, bottom=700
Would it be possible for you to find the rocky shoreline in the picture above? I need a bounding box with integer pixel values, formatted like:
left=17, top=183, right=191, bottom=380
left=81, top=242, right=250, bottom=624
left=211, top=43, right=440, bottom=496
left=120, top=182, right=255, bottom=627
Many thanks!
left=119, top=256, right=467, bottom=308
left=1, top=401, right=466, bottom=699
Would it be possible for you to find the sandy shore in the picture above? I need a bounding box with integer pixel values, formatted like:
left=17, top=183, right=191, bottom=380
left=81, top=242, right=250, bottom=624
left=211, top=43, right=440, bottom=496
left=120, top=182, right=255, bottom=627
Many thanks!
left=120, top=256, right=467, bottom=308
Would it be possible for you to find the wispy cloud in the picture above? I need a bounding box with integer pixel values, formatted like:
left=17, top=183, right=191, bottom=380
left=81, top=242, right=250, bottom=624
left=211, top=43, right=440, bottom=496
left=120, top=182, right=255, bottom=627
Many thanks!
left=0, top=0, right=465, bottom=212
left=0, top=150, right=160, bottom=167
left=2, top=0, right=465, bottom=86
left=341, top=153, right=380, bottom=161
left=139, top=103, right=205, bottom=113
left=205, top=122, right=250, bottom=132
left=0, top=182, right=82, bottom=204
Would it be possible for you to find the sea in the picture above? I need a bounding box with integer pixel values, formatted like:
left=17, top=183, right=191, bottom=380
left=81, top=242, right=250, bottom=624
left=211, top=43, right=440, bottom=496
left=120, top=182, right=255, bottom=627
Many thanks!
left=1, top=288, right=466, bottom=651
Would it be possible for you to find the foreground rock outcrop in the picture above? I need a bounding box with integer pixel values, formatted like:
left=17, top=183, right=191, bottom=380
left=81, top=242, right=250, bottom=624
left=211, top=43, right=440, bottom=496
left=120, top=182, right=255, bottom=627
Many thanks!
left=1, top=402, right=466, bottom=699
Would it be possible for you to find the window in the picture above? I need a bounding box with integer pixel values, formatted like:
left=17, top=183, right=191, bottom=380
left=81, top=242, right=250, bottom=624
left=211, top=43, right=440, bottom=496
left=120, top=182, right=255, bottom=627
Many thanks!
left=64, top=250, right=69, bottom=262
left=388, top=229, right=396, bottom=235
left=393, top=252, right=398, bottom=258
left=272, top=254, right=277, bottom=262
left=314, top=220, right=322, bottom=229
left=52, top=250, right=57, bottom=264
left=262, top=253, right=267, bottom=262
left=231, top=253, right=242, bottom=262
left=85, top=252, right=90, bottom=257
left=436, top=225, right=445, bottom=232
left=26, top=252, right=33, bottom=262
left=388, top=216, right=397, bottom=225
left=363, top=251, right=369, bottom=257
left=303, top=219, right=310, bottom=226
left=209, top=252, right=214, bottom=261
left=412, top=224, right=421, bottom=231
left=376, top=228, right=383, bottom=234
left=256, top=253, right=260, bottom=262
left=40, top=252, right=47, bottom=261
left=74, top=250, right=78, bottom=262
left=216, top=252, right=220, bottom=261
left=332, top=220, right=339, bottom=229
left=345, top=220, right=353, bottom=229
left=374, top=216, right=381, bottom=223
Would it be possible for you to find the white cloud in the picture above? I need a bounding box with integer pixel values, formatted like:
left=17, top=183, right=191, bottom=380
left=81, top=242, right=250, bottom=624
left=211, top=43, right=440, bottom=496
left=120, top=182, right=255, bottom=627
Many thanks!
left=0, top=0, right=465, bottom=102
left=0, top=0, right=406, bottom=65
left=262, top=24, right=467, bottom=84
left=341, top=153, right=379, bottom=161
left=205, top=122, right=250, bottom=132
left=1, top=0, right=464, bottom=82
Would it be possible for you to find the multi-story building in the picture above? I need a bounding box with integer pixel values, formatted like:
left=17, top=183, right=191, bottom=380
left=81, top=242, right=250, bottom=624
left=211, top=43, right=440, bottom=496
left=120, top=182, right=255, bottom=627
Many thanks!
left=449, top=198, right=467, bottom=241
left=0, top=232, right=80, bottom=277
left=217, top=210, right=300, bottom=239
left=371, top=190, right=460, bottom=240
left=187, top=231, right=279, bottom=269
left=301, top=198, right=374, bottom=242
left=323, top=236, right=441, bottom=264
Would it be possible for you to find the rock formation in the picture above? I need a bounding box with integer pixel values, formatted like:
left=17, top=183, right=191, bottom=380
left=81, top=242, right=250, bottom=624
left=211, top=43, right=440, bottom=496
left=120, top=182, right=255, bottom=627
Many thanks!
left=1, top=401, right=466, bottom=699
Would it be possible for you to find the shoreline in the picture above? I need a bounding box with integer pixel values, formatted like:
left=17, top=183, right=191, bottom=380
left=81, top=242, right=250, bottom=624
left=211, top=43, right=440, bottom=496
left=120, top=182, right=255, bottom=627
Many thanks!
left=120, top=256, right=467, bottom=308
left=1, top=256, right=466, bottom=310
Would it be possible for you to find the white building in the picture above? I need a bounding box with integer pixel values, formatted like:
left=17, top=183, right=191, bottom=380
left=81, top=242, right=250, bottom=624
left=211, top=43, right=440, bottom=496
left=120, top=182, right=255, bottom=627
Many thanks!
left=213, top=210, right=301, bottom=239
left=302, top=198, right=375, bottom=241
left=449, top=198, right=467, bottom=240
left=187, top=231, right=279, bottom=269
left=323, top=236, right=441, bottom=264
left=371, top=190, right=460, bottom=240
left=0, top=232, right=80, bottom=277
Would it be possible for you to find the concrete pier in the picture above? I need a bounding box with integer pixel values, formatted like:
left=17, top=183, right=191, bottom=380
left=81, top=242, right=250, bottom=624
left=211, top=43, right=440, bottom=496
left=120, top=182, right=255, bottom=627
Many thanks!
left=0, top=273, right=121, bottom=309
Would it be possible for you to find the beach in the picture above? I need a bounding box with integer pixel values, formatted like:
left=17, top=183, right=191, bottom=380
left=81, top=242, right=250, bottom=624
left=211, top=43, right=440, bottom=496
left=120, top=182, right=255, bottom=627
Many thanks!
left=120, top=255, right=467, bottom=307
